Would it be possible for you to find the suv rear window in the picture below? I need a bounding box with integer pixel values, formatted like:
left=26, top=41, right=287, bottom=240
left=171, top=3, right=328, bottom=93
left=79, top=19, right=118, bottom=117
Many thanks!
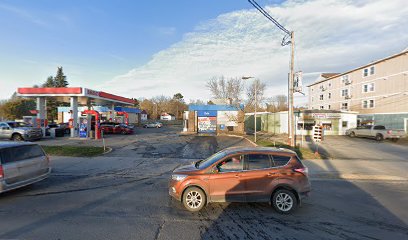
left=0, top=145, right=45, bottom=164
left=272, top=155, right=291, bottom=167
left=247, top=154, right=271, bottom=170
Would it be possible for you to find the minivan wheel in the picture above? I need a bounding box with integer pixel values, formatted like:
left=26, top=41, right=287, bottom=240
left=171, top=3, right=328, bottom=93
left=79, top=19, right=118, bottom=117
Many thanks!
left=375, top=134, right=384, bottom=142
left=272, top=189, right=297, bottom=214
left=12, top=134, right=24, bottom=141
left=183, top=187, right=206, bottom=212
left=349, top=131, right=356, bottom=138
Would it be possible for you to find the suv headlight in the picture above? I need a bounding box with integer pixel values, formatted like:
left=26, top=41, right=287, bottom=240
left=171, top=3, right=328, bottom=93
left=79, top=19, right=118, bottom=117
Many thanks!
left=171, top=174, right=187, bottom=181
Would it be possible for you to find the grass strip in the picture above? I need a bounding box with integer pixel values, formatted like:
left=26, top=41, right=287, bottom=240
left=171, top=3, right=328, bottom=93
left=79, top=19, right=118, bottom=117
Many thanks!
left=42, top=145, right=105, bottom=157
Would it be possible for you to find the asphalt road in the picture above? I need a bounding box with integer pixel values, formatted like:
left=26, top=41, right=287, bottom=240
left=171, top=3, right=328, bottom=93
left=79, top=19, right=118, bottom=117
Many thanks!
left=0, top=126, right=407, bottom=240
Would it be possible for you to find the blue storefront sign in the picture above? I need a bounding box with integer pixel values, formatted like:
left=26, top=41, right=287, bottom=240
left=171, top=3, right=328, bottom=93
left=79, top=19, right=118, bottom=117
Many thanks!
left=197, top=110, right=217, bottom=117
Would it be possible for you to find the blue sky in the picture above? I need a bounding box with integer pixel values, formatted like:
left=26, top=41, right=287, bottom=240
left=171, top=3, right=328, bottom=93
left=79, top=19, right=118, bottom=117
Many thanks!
left=0, top=0, right=407, bottom=104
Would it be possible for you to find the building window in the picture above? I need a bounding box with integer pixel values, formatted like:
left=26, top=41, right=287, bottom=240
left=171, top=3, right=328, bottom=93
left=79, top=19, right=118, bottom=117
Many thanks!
left=363, top=68, right=369, bottom=77
left=328, top=105, right=331, bottom=109
left=341, top=75, right=350, bottom=84
left=311, top=97, right=314, bottom=102
left=370, top=66, right=375, bottom=75
left=341, top=102, right=348, bottom=110
left=341, top=89, right=349, bottom=97
left=328, top=92, right=331, bottom=99
left=320, top=106, right=324, bottom=110
left=362, top=99, right=375, bottom=109
left=363, top=66, right=375, bottom=77
left=320, top=94, right=324, bottom=100
left=362, top=100, right=368, bottom=109
left=369, top=99, right=374, bottom=108
left=363, top=83, right=375, bottom=93
left=328, top=83, right=332, bottom=87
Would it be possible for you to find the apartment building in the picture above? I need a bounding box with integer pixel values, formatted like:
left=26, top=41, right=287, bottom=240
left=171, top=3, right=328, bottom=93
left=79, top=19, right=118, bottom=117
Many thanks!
left=308, top=49, right=408, bottom=132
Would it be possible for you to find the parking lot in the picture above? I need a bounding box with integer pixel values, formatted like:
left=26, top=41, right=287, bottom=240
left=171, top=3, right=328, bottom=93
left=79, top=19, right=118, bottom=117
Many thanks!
left=0, top=126, right=407, bottom=239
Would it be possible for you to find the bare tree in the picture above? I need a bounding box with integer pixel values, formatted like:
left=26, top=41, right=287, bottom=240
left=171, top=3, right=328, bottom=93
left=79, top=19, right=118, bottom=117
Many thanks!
left=266, top=95, right=288, bottom=112
left=206, top=76, right=244, bottom=104
left=245, top=79, right=266, bottom=112
left=188, top=99, right=206, bottom=105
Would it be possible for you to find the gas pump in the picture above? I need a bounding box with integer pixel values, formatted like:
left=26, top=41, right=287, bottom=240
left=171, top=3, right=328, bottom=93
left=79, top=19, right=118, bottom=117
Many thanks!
left=81, top=110, right=101, bottom=139
left=116, top=111, right=129, bottom=125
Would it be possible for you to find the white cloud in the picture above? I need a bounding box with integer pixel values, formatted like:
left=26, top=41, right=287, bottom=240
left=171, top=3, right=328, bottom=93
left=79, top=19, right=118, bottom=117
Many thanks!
left=101, top=0, right=408, bottom=105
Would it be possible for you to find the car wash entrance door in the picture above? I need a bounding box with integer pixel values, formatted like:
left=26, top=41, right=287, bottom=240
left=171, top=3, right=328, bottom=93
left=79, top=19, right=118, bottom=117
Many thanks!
left=197, top=110, right=217, bottom=133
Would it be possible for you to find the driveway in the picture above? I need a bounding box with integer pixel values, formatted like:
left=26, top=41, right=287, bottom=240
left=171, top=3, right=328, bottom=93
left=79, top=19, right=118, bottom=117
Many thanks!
left=315, top=135, right=408, bottom=160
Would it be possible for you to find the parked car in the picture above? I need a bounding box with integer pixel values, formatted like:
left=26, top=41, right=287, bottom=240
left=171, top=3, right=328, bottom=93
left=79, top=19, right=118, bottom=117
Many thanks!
left=57, top=122, right=71, bottom=134
left=0, top=142, right=51, bottom=193
left=169, top=147, right=311, bottom=213
left=143, top=122, right=163, bottom=128
left=100, top=122, right=134, bottom=135
left=45, top=123, right=66, bottom=136
left=0, top=121, right=42, bottom=141
left=346, top=125, right=406, bottom=142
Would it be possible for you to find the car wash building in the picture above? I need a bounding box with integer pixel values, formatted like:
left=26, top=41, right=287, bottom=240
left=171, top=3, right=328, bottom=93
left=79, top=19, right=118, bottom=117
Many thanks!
left=17, top=87, right=135, bottom=139
left=184, top=105, right=244, bottom=134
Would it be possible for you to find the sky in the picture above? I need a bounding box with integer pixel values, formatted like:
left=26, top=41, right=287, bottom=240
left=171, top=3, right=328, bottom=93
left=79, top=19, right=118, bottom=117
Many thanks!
left=0, top=0, right=407, bottom=106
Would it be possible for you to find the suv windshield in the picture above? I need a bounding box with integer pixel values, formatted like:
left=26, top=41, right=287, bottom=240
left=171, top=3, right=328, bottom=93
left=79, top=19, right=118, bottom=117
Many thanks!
left=197, top=151, right=227, bottom=169
left=7, top=122, right=29, bottom=128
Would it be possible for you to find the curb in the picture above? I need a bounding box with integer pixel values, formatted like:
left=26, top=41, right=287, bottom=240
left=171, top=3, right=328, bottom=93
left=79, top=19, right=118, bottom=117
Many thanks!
left=102, top=147, right=113, bottom=155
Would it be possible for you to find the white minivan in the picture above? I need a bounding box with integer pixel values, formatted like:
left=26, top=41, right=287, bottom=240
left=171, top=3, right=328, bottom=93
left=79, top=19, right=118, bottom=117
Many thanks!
left=0, top=142, right=51, bottom=193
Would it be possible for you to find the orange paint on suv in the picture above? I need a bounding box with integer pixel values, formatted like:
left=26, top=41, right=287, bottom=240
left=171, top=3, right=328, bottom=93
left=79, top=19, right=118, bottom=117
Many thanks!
left=169, top=147, right=311, bottom=213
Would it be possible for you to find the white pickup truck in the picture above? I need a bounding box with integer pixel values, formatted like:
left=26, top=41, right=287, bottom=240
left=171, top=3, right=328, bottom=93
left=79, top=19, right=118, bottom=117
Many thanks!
left=346, top=125, right=406, bottom=142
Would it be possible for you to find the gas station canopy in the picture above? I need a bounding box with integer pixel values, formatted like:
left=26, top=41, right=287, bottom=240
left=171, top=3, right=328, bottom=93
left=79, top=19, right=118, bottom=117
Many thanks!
left=16, top=87, right=135, bottom=139
left=17, top=87, right=134, bottom=105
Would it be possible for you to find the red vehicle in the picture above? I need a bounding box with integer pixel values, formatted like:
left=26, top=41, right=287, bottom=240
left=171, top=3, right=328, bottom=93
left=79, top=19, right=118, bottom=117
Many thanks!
left=169, top=147, right=311, bottom=213
left=100, top=123, right=134, bottom=135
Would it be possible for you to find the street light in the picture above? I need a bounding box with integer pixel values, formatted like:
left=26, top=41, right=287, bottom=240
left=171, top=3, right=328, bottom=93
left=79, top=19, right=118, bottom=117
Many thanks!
left=242, top=76, right=257, bottom=143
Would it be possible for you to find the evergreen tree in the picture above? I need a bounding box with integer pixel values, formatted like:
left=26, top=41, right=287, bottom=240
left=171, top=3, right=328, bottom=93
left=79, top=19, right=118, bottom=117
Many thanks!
left=54, top=67, right=68, bottom=87
left=42, top=76, right=55, bottom=87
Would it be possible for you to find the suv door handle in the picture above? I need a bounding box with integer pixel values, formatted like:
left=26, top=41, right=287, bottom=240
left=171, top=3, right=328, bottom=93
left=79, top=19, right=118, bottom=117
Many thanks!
left=235, top=174, right=240, bottom=178
left=267, top=173, right=277, bottom=176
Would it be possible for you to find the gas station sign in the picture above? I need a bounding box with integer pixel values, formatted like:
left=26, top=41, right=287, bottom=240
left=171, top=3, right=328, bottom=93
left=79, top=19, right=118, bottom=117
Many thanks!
left=85, top=88, right=100, bottom=97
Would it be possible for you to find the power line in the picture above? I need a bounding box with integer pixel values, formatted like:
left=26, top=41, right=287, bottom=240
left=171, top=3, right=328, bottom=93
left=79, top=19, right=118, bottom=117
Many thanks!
left=247, top=0, right=291, bottom=46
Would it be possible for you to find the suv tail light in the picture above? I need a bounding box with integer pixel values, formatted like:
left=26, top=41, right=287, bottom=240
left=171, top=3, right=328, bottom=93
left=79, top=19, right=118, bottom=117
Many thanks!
left=0, top=165, right=3, bottom=179
left=294, top=166, right=308, bottom=176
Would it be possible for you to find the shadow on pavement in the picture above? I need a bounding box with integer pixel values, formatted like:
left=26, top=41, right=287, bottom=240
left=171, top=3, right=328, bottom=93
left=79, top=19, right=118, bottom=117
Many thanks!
left=197, top=154, right=408, bottom=239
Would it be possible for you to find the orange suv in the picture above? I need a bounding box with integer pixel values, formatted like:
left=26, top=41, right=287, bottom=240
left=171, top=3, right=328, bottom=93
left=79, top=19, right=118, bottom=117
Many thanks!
left=169, top=147, right=311, bottom=213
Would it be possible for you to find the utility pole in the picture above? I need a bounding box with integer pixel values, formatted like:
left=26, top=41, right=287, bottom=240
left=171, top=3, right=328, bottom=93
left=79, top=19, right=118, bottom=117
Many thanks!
left=254, top=80, right=257, bottom=143
left=154, top=103, right=157, bottom=120
left=242, top=76, right=257, bottom=142
left=248, top=0, right=296, bottom=147
left=288, top=31, right=295, bottom=147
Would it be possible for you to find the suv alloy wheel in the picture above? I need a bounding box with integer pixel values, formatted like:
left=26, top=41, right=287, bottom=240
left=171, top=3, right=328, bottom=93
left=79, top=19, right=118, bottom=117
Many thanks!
left=272, top=189, right=298, bottom=214
left=183, top=187, right=206, bottom=212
